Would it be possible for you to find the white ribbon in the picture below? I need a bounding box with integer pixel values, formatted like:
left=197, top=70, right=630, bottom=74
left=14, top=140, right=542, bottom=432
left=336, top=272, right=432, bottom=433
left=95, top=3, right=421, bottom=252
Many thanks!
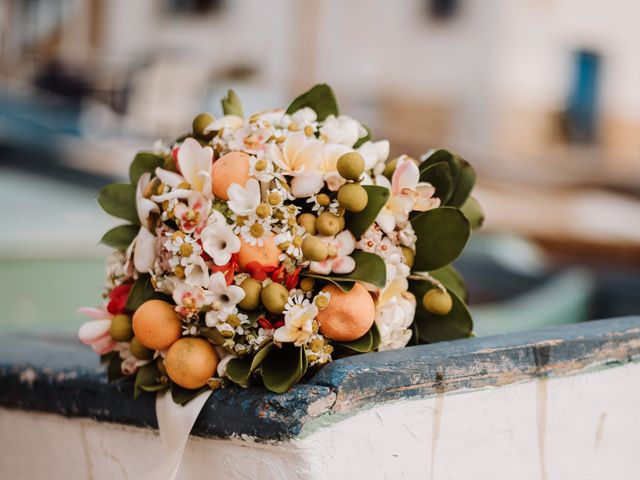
left=141, top=389, right=212, bottom=480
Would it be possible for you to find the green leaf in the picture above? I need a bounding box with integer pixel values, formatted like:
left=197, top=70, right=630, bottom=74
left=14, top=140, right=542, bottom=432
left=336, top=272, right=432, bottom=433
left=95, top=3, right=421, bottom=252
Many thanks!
left=226, top=342, right=274, bottom=388
left=302, top=250, right=387, bottom=292
left=353, top=124, right=372, bottom=149
left=140, top=383, right=169, bottom=393
left=100, top=224, right=139, bottom=249
left=419, top=161, right=454, bottom=204
left=170, top=383, right=208, bottom=406
left=411, top=207, right=470, bottom=271
left=129, top=152, right=164, bottom=185
left=97, top=183, right=139, bottom=224
left=107, top=354, right=126, bottom=383
left=430, top=265, right=467, bottom=302
left=285, top=84, right=339, bottom=121
left=336, top=329, right=374, bottom=353
left=448, top=160, right=476, bottom=208
left=344, top=185, right=390, bottom=239
left=221, top=89, right=244, bottom=118
left=409, top=281, right=473, bottom=343
left=371, top=322, right=381, bottom=350
left=134, top=362, right=162, bottom=399
left=419, top=149, right=459, bottom=179
left=126, top=274, right=169, bottom=311
left=261, top=344, right=307, bottom=394
left=460, top=195, right=484, bottom=231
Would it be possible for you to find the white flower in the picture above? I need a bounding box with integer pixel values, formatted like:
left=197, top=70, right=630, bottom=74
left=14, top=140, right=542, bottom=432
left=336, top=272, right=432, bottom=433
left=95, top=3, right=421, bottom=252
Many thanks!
left=357, top=140, right=390, bottom=172
left=289, top=107, right=318, bottom=130
left=204, top=115, right=244, bottom=134
left=133, top=226, right=156, bottom=274
left=249, top=153, right=276, bottom=182
left=173, top=192, right=211, bottom=234
left=200, top=210, right=240, bottom=266
left=239, top=216, right=273, bottom=247
left=204, top=272, right=246, bottom=321
left=172, top=280, right=206, bottom=318
left=227, top=178, right=261, bottom=216
left=274, top=300, right=318, bottom=346
left=375, top=156, right=440, bottom=234
left=268, top=132, right=325, bottom=198
left=375, top=290, right=416, bottom=351
left=176, top=137, right=214, bottom=196
left=135, top=172, right=159, bottom=229
left=309, top=230, right=356, bottom=275
left=184, top=255, right=209, bottom=288
left=319, top=114, right=366, bottom=147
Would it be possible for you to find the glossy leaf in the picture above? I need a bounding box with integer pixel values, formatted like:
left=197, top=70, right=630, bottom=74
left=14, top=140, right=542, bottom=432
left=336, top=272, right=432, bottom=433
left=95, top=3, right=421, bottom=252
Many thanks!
left=371, top=322, right=381, bottom=350
left=411, top=207, right=470, bottom=271
left=419, top=149, right=459, bottom=179
left=430, top=265, right=467, bottom=302
left=344, top=185, right=390, bottom=239
left=419, top=161, right=454, bottom=204
left=336, top=328, right=374, bottom=353
left=100, top=224, right=138, bottom=249
left=448, top=159, right=476, bottom=208
left=302, top=250, right=386, bottom=292
left=285, top=84, right=339, bottom=121
left=261, top=344, right=307, bottom=394
left=221, top=89, right=244, bottom=118
left=409, top=280, right=473, bottom=343
left=226, top=342, right=274, bottom=388
left=126, top=273, right=169, bottom=311
left=170, top=383, right=208, bottom=406
left=134, top=362, right=162, bottom=399
left=107, top=354, right=125, bottom=383
left=460, top=195, right=484, bottom=231
left=97, top=183, right=139, bottom=224
left=129, top=152, right=164, bottom=185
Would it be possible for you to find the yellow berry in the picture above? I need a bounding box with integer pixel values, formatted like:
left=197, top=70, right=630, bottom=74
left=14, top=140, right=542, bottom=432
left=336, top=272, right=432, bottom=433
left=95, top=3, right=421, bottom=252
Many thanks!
left=301, top=236, right=329, bottom=262
left=337, top=152, right=365, bottom=180
left=261, top=283, right=289, bottom=314
left=422, top=289, right=453, bottom=316
left=337, top=183, right=368, bottom=212
left=297, top=213, right=317, bottom=234
left=238, top=278, right=263, bottom=311
left=316, top=212, right=342, bottom=236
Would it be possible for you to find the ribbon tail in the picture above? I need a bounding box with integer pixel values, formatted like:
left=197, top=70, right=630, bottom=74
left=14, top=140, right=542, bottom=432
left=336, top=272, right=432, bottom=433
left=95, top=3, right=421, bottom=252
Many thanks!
left=141, top=389, right=212, bottom=480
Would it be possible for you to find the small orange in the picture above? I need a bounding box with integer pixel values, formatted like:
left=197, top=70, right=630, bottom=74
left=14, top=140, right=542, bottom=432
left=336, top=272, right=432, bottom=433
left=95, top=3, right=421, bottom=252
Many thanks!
left=237, top=234, right=281, bottom=270
left=317, top=283, right=375, bottom=341
left=211, top=151, right=251, bottom=200
left=165, top=338, right=219, bottom=389
left=132, top=300, right=182, bottom=350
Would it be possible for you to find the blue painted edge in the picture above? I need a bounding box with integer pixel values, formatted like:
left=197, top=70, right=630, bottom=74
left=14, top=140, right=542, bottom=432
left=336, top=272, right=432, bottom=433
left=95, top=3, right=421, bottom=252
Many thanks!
left=1, top=316, right=639, bottom=441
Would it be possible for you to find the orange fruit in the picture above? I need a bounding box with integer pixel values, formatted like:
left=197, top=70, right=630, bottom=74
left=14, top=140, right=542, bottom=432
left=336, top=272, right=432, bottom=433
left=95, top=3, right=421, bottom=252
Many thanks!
left=165, top=338, right=219, bottom=389
left=237, top=234, right=281, bottom=270
left=132, top=300, right=182, bottom=350
left=317, top=283, right=375, bottom=341
left=211, top=151, right=251, bottom=200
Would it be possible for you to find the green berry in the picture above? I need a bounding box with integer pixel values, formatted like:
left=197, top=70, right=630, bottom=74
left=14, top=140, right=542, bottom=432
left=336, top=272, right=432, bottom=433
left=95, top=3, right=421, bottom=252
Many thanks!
left=337, top=183, right=368, bottom=212
left=316, top=212, right=343, bottom=236
left=110, top=314, right=133, bottom=342
left=238, top=278, right=263, bottom=311
left=422, top=289, right=453, bottom=316
left=130, top=337, right=154, bottom=360
left=337, top=152, right=365, bottom=180
left=192, top=112, right=215, bottom=139
left=297, top=213, right=317, bottom=235
left=301, top=236, right=329, bottom=262
left=261, top=283, right=289, bottom=315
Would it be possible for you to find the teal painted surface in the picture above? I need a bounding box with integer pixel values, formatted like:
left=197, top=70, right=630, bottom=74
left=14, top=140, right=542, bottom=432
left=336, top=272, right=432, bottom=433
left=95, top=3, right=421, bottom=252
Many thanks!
left=0, top=258, right=106, bottom=335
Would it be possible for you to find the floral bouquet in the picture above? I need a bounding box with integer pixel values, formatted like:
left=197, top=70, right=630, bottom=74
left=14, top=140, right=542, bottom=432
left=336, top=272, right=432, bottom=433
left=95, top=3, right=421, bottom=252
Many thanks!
left=79, top=84, right=483, bottom=403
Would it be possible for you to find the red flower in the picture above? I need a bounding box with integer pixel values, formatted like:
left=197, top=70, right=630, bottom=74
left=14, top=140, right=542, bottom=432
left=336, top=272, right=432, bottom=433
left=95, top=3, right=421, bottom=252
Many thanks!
left=285, top=267, right=302, bottom=291
left=107, top=283, right=133, bottom=315
left=210, top=253, right=239, bottom=286
left=245, top=262, right=278, bottom=281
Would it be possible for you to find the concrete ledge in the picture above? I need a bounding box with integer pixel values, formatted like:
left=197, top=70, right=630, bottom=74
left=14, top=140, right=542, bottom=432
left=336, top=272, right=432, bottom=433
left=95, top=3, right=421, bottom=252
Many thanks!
left=1, top=317, right=639, bottom=441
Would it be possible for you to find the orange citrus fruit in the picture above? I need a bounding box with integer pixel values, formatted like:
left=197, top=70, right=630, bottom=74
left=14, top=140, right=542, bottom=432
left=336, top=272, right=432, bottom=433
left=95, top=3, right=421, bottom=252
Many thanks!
left=165, top=338, right=219, bottom=389
left=237, top=234, right=281, bottom=270
left=317, top=283, right=375, bottom=341
left=211, top=151, right=251, bottom=200
left=132, top=299, right=182, bottom=350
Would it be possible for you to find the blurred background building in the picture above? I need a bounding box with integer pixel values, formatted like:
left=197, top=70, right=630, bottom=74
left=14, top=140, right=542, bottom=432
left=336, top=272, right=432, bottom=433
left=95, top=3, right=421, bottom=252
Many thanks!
left=0, top=0, right=638, bottom=335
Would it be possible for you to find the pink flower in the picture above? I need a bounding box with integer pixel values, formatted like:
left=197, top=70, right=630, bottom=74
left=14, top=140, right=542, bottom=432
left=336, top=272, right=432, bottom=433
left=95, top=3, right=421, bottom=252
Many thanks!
left=78, top=307, right=116, bottom=355
left=309, top=230, right=356, bottom=275
left=173, top=192, right=211, bottom=234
